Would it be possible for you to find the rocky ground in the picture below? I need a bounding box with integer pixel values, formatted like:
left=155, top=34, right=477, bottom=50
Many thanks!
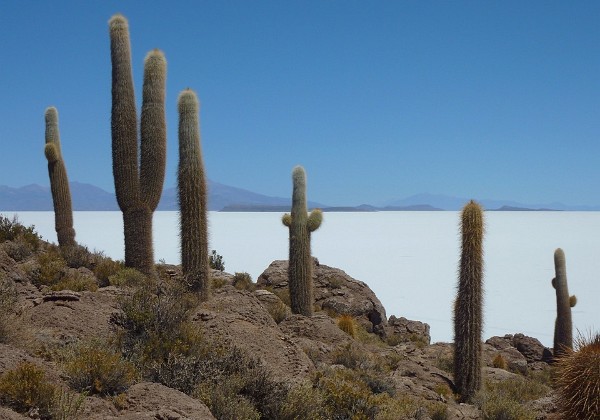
left=0, top=231, right=561, bottom=419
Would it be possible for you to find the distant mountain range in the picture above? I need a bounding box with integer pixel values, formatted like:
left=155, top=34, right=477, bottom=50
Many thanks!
left=1, top=182, right=598, bottom=212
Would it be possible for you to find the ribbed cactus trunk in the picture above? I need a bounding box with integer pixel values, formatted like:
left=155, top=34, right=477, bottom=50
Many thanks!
left=552, top=248, right=576, bottom=358
left=177, top=89, right=209, bottom=301
left=282, top=166, right=322, bottom=316
left=454, top=200, right=484, bottom=403
left=109, top=15, right=166, bottom=276
left=44, top=107, right=76, bottom=248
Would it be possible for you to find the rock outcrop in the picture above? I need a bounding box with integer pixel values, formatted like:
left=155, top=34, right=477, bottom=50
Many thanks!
left=257, top=259, right=388, bottom=333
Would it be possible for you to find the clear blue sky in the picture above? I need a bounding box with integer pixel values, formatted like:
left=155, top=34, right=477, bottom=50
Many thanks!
left=1, top=1, right=598, bottom=206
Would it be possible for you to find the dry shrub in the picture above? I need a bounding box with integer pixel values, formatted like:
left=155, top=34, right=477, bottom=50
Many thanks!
left=267, top=300, right=290, bottom=324
left=60, top=244, right=95, bottom=269
left=337, top=314, right=357, bottom=338
left=555, top=332, right=600, bottom=420
left=492, top=353, right=507, bottom=370
left=0, top=361, right=85, bottom=419
left=0, top=361, right=56, bottom=418
left=62, top=339, right=136, bottom=395
left=232, top=272, right=254, bottom=291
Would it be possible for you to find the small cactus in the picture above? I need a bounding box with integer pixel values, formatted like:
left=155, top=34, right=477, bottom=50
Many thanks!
left=453, top=200, right=484, bottom=403
left=282, top=166, right=322, bottom=316
left=109, top=14, right=166, bottom=276
left=177, top=89, right=209, bottom=300
left=552, top=248, right=576, bottom=358
left=555, top=332, right=600, bottom=419
left=44, top=107, right=76, bottom=248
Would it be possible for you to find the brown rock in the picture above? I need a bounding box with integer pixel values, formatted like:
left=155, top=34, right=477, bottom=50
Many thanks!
left=81, top=382, right=215, bottom=419
left=385, top=315, right=431, bottom=345
left=192, top=286, right=314, bottom=384
left=512, top=333, right=553, bottom=363
left=257, top=260, right=387, bottom=333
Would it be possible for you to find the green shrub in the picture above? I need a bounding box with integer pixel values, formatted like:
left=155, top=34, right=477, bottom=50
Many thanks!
left=108, top=267, right=146, bottom=287
left=60, top=244, right=95, bottom=269
left=113, top=279, right=200, bottom=373
left=62, top=339, right=136, bottom=395
left=94, top=255, right=124, bottom=287
left=34, top=247, right=67, bottom=287
left=314, top=368, right=378, bottom=419
left=209, top=250, right=225, bottom=271
left=0, top=215, right=42, bottom=251
left=474, top=377, right=550, bottom=420
left=0, top=362, right=56, bottom=417
left=51, top=270, right=98, bottom=292
left=232, top=272, right=254, bottom=291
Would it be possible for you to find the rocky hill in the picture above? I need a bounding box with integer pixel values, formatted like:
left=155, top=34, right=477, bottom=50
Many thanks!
left=0, top=219, right=562, bottom=419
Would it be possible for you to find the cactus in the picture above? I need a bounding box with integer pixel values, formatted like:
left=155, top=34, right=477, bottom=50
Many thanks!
left=555, top=332, right=600, bottom=419
left=109, top=14, right=166, bottom=276
left=453, top=200, right=484, bottom=403
left=282, top=166, right=322, bottom=316
left=177, top=89, right=209, bottom=300
left=44, top=107, right=76, bottom=248
left=552, top=248, right=576, bottom=358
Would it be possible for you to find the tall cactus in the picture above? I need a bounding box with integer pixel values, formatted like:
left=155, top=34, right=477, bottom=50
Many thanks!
left=552, top=248, right=577, bottom=358
left=177, top=89, right=209, bottom=301
left=109, top=14, right=166, bottom=276
left=44, top=107, right=76, bottom=248
left=282, top=166, right=322, bottom=316
left=454, top=200, right=484, bottom=402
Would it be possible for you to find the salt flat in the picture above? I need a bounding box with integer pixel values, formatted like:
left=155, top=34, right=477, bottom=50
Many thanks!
left=5, top=210, right=599, bottom=347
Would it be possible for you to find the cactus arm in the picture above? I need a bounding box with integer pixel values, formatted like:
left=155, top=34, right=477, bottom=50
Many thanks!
left=307, top=209, right=322, bottom=232
left=177, top=89, right=209, bottom=300
left=44, top=107, right=76, bottom=248
left=109, top=14, right=141, bottom=210
left=44, top=143, right=59, bottom=163
left=569, top=295, right=577, bottom=307
left=140, top=49, right=167, bottom=211
left=282, top=213, right=292, bottom=227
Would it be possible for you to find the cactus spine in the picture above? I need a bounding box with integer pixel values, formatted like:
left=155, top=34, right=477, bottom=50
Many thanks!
left=44, top=107, right=76, bottom=248
left=454, top=200, right=484, bottom=403
left=177, top=89, right=209, bottom=300
left=552, top=248, right=576, bottom=358
left=109, top=15, right=166, bottom=276
left=282, top=166, right=322, bottom=316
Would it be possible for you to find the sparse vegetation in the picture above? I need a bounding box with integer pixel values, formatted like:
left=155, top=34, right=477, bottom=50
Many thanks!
left=492, top=353, right=507, bottom=370
left=0, top=362, right=57, bottom=418
left=474, top=377, right=550, bottom=420
left=0, top=215, right=41, bottom=252
left=62, top=339, right=136, bottom=395
left=108, top=267, right=146, bottom=287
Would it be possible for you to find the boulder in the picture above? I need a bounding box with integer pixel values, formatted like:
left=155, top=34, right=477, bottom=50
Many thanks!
left=257, top=259, right=387, bottom=333
left=384, top=315, right=431, bottom=346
